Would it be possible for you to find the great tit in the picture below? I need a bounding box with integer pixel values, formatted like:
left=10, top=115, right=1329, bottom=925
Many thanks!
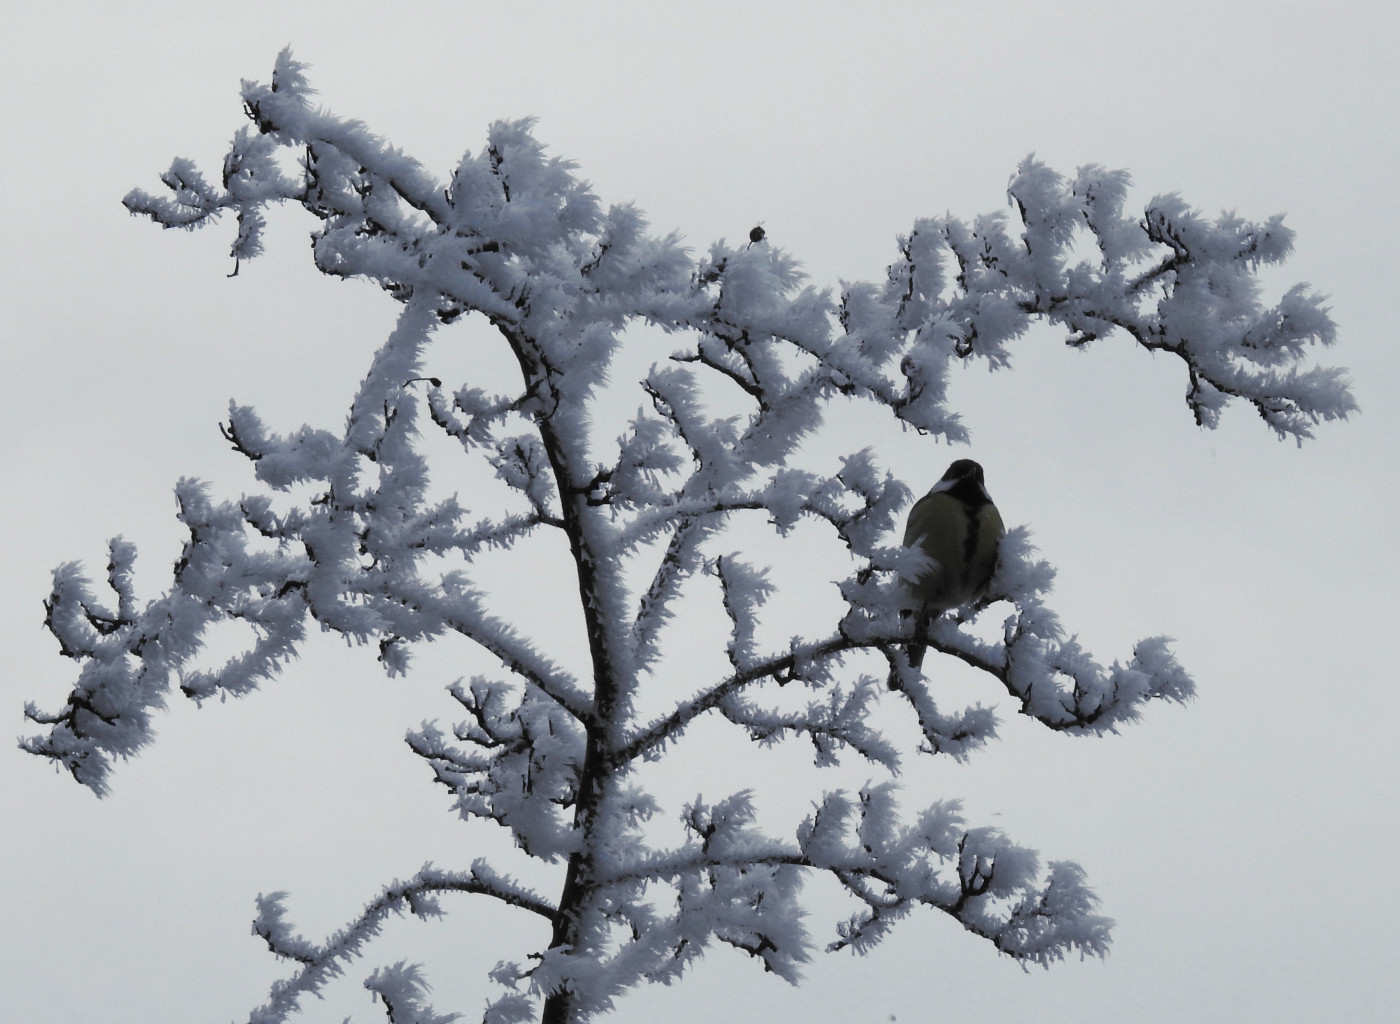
left=900, top=459, right=1004, bottom=669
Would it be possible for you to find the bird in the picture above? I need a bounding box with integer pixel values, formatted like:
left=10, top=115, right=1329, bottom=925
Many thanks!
left=900, top=459, right=1004, bottom=669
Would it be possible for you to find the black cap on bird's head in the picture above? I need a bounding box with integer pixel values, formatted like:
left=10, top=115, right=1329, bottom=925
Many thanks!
left=940, top=459, right=984, bottom=483
left=932, top=459, right=993, bottom=504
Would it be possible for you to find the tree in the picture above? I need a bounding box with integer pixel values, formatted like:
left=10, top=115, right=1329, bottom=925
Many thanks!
left=21, top=50, right=1353, bottom=1024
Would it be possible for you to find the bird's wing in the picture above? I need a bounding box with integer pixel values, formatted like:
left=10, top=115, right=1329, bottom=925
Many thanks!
left=902, top=492, right=969, bottom=608
left=968, top=502, right=1004, bottom=599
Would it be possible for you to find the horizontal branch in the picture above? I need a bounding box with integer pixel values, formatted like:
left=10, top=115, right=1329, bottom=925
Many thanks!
left=612, top=630, right=879, bottom=767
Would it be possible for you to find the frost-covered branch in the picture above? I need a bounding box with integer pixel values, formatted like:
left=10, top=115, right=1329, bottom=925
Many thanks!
left=364, top=962, right=462, bottom=1024
left=551, top=786, right=1111, bottom=990
left=22, top=294, right=594, bottom=794
left=802, top=785, right=1111, bottom=965
left=405, top=678, right=585, bottom=862
left=1001, top=163, right=1353, bottom=442
left=249, top=862, right=554, bottom=1024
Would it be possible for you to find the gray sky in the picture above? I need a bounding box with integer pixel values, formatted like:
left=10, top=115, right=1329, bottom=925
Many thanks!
left=3, top=3, right=1397, bottom=1022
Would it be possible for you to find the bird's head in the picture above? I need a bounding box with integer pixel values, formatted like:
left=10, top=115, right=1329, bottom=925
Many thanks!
left=932, top=459, right=993, bottom=504
left=940, top=459, right=984, bottom=485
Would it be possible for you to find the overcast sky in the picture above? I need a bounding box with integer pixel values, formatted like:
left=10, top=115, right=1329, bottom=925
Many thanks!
left=3, top=3, right=1397, bottom=1023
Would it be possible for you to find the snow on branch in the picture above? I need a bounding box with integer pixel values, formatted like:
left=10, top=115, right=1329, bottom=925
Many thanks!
left=364, top=962, right=462, bottom=1024
left=1007, top=160, right=1353, bottom=442
left=248, top=862, right=554, bottom=1024
left=802, top=785, right=1111, bottom=965
left=566, top=784, right=1110, bottom=996
left=906, top=528, right=1197, bottom=738
left=23, top=295, right=591, bottom=795
left=405, top=677, right=585, bottom=862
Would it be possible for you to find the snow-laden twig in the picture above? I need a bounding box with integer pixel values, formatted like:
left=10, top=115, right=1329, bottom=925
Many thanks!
left=248, top=862, right=554, bottom=1024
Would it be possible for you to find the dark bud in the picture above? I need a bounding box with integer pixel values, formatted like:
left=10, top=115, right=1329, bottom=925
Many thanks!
left=749, top=225, right=766, bottom=244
